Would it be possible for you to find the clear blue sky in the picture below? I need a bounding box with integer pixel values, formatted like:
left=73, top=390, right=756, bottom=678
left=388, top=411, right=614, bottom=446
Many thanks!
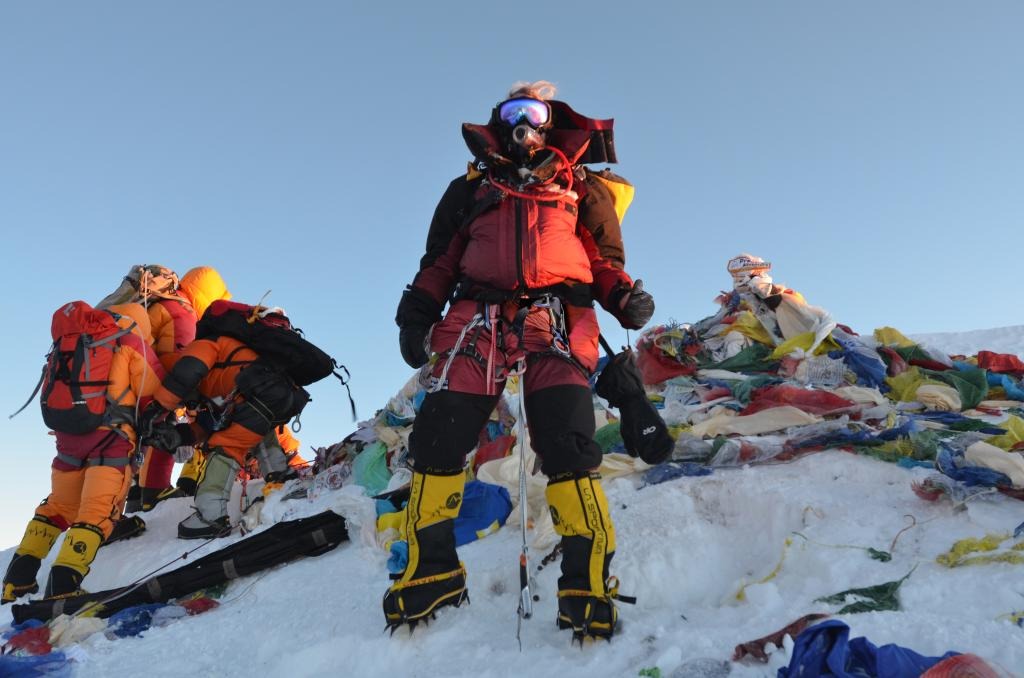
left=2, top=2, right=1022, bottom=547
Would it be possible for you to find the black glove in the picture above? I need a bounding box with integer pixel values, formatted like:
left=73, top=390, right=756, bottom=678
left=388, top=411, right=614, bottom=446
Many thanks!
left=610, top=280, right=655, bottom=330
left=399, top=325, right=430, bottom=369
left=395, top=286, right=443, bottom=369
left=138, top=402, right=195, bottom=450
left=137, top=402, right=171, bottom=441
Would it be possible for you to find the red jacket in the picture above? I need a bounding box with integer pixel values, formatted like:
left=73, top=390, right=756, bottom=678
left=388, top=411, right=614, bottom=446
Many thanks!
left=410, top=123, right=633, bottom=314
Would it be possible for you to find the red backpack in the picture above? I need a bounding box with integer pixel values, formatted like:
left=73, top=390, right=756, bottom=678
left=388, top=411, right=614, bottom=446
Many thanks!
left=15, top=301, right=135, bottom=434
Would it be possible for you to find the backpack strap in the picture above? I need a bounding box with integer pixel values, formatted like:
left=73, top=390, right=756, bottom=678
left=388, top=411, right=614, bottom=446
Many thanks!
left=213, top=344, right=258, bottom=370
left=8, top=321, right=134, bottom=422
left=8, top=355, right=51, bottom=420
left=89, top=323, right=134, bottom=350
left=330, top=362, right=358, bottom=422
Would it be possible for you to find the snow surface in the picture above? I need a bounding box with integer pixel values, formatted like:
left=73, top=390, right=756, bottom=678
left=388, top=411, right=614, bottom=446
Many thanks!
left=3, top=326, right=1024, bottom=677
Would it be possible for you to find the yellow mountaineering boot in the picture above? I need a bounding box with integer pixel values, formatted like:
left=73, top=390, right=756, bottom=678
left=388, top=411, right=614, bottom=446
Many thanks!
left=176, top=447, right=207, bottom=497
left=2, top=516, right=63, bottom=603
left=546, top=472, right=633, bottom=641
left=382, top=471, right=468, bottom=631
left=45, top=523, right=105, bottom=598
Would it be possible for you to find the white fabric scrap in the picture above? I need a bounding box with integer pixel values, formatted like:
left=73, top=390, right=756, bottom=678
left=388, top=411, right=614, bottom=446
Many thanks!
left=965, top=441, right=1024, bottom=487
left=48, top=614, right=107, bottom=647
left=832, top=385, right=888, bottom=406
left=915, top=384, right=962, bottom=412
left=689, top=406, right=821, bottom=438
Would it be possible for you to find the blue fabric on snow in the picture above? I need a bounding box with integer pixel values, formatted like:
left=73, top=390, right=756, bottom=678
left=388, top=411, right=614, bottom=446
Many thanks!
left=1, top=618, right=45, bottom=640
left=874, top=417, right=918, bottom=442
left=896, top=457, right=935, bottom=470
left=642, top=462, right=713, bottom=486
left=937, top=444, right=1012, bottom=487
left=106, top=603, right=169, bottom=638
left=453, top=480, right=512, bottom=546
left=778, top=620, right=959, bottom=678
left=912, top=412, right=1006, bottom=435
left=986, top=371, right=1024, bottom=401
left=375, top=498, right=399, bottom=516
left=0, top=652, right=71, bottom=678
left=913, top=411, right=971, bottom=426
left=789, top=428, right=880, bottom=452
left=384, top=481, right=513, bottom=574
left=829, top=335, right=888, bottom=389
left=387, top=541, right=409, bottom=574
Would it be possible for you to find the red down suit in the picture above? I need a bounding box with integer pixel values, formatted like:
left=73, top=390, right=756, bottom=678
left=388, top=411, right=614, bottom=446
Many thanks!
left=402, top=121, right=639, bottom=477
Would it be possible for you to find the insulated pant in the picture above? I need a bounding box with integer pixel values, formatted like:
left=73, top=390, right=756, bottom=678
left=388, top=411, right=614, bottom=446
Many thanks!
left=139, top=445, right=175, bottom=490
left=34, top=465, right=132, bottom=541
left=207, top=424, right=264, bottom=467
left=412, top=299, right=602, bottom=476
left=52, top=430, right=133, bottom=472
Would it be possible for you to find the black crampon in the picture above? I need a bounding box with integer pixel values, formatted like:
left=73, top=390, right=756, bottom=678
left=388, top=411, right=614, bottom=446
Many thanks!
left=556, top=578, right=636, bottom=644
left=383, top=565, right=469, bottom=635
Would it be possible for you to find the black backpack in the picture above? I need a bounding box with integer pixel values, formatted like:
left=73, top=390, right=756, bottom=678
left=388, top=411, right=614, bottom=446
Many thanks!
left=196, top=300, right=336, bottom=386
left=595, top=335, right=674, bottom=465
left=196, top=301, right=355, bottom=423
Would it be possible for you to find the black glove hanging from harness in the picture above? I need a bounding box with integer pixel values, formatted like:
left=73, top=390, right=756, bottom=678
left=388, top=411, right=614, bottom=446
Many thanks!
left=595, top=335, right=673, bottom=466
left=396, top=286, right=443, bottom=369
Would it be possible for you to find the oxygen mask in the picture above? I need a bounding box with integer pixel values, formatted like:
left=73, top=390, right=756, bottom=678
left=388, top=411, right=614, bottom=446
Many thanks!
left=511, top=123, right=546, bottom=152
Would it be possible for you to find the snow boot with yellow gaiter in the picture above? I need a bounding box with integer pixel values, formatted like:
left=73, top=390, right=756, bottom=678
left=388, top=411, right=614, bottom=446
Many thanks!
left=383, top=471, right=468, bottom=630
left=2, top=516, right=63, bottom=603
left=45, top=523, right=105, bottom=598
left=546, top=472, right=633, bottom=641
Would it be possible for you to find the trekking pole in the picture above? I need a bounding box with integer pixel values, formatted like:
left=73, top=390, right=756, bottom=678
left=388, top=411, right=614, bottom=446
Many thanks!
left=511, top=359, right=533, bottom=650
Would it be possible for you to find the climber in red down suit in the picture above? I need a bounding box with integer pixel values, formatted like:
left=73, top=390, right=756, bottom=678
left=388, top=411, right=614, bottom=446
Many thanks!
left=384, top=80, right=655, bottom=640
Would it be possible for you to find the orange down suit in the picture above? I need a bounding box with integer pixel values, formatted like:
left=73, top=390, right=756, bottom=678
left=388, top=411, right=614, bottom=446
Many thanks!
left=138, top=266, right=230, bottom=492
left=153, top=336, right=264, bottom=466
left=35, top=303, right=165, bottom=540
left=147, top=296, right=197, bottom=363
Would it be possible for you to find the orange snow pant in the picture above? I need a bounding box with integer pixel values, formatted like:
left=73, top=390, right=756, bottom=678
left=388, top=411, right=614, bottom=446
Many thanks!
left=207, top=423, right=264, bottom=467
left=38, top=430, right=134, bottom=539
left=35, top=465, right=131, bottom=541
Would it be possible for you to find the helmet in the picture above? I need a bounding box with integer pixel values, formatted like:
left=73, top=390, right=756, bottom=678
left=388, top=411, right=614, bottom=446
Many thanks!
left=727, top=254, right=771, bottom=277
left=727, top=254, right=772, bottom=289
